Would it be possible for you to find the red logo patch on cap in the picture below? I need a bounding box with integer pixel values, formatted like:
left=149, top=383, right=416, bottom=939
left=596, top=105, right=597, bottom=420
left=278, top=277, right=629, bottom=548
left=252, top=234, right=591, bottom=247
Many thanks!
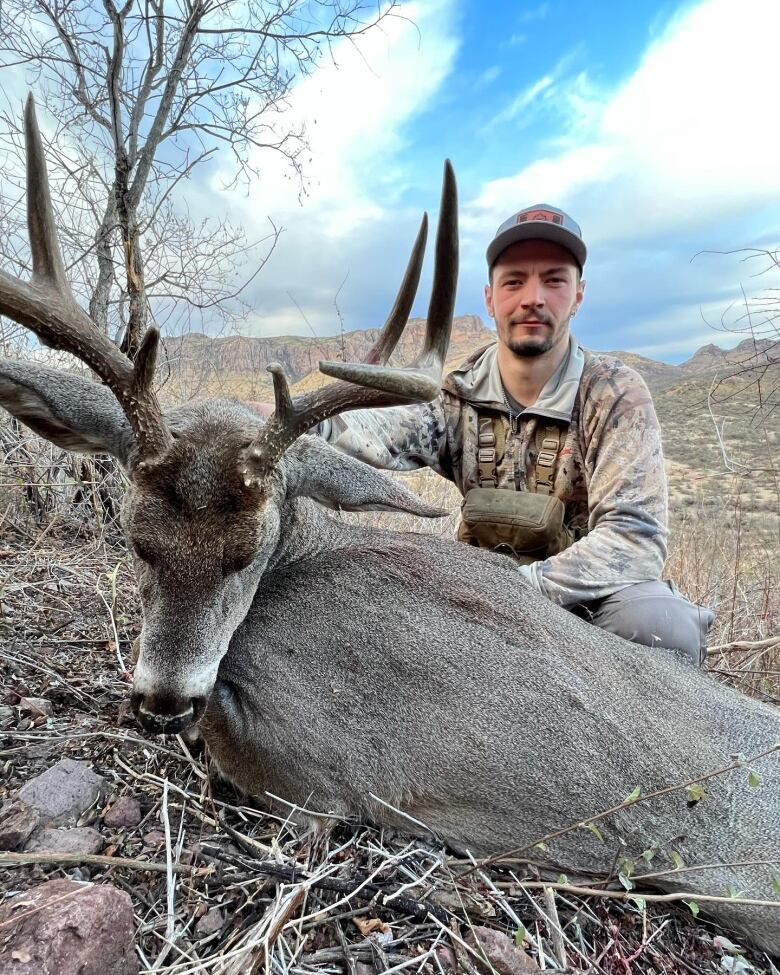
left=516, top=208, right=563, bottom=225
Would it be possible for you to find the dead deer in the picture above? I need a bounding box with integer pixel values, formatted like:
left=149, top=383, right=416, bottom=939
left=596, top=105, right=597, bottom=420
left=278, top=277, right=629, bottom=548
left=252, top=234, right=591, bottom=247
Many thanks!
left=1, top=98, right=779, bottom=955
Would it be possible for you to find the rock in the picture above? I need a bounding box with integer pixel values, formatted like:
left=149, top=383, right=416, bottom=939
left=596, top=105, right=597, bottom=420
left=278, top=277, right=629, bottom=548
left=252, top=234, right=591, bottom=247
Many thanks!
left=195, top=907, right=224, bottom=938
left=434, top=945, right=458, bottom=971
left=464, top=926, right=541, bottom=974
left=0, top=878, right=138, bottom=974
left=142, top=829, right=165, bottom=848
left=17, top=758, right=106, bottom=826
left=26, top=827, right=104, bottom=855
left=103, top=796, right=142, bottom=828
left=0, top=799, right=41, bottom=851
left=19, top=696, right=53, bottom=717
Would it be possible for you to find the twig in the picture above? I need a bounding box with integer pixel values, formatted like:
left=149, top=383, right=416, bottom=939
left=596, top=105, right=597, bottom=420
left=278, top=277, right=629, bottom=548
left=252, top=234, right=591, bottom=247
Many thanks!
left=542, top=886, right=567, bottom=968
left=0, top=850, right=199, bottom=876
left=470, top=742, right=780, bottom=872
left=162, top=777, right=176, bottom=942
left=492, top=879, right=780, bottom=910
left=708, top=637, right=780, bottom=653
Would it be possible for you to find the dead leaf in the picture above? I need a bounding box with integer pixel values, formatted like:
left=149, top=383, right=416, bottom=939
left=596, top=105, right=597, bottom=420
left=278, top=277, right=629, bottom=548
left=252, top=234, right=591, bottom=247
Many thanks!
left=353, top=916, right=391, bottom=937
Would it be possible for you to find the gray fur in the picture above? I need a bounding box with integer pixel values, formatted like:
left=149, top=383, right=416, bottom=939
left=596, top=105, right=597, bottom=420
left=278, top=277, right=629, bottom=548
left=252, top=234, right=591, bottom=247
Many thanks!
left=2, top=360, right=779, bottom=954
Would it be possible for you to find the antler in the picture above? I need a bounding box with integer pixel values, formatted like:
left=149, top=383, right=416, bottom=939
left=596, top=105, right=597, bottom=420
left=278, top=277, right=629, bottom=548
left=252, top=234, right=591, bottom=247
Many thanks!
left=0, top=96, right=171, bottom=461
left=241, top=159, right=458, bottom=483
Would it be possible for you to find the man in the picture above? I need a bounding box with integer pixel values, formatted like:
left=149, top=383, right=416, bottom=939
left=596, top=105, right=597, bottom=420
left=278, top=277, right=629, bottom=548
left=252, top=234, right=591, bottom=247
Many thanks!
left=316, top=205, right=714, bottom=665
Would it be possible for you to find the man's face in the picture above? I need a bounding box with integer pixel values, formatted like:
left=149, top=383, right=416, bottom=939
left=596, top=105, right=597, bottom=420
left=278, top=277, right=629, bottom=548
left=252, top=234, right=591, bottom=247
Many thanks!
left=485, top=240, right=585, bottom=358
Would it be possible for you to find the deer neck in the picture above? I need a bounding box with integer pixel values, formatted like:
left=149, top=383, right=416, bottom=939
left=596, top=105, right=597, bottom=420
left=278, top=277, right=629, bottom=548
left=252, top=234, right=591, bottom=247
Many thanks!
left=267, top=497, right=354, bottom=572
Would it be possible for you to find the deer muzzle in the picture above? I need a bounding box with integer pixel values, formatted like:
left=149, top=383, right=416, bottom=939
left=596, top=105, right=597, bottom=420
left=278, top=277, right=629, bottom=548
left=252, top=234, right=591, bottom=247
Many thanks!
left=131, top=689, right=208, bottom=735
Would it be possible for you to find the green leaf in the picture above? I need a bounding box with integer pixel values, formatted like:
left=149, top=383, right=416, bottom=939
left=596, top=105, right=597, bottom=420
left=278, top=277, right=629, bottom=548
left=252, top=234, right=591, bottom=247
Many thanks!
left=727, top=885, right=745, bottom=900
left=670, top=850, right=685, bottom=870
left=618, top=872, right=634, bottom=891
left=641, top=847, right=656, bottom=864
left=686, top=783, right=707, bottom=805
left=684, top=899, right=700, bottom=918
left=534, top=842, right=547, bottom=852
left=747, top=768, right=762, bottom=788
left=617, top=858, right=634, bottom=878
left=624, top=785, right=641, bottom=803
left=772, top=875, right=780, bottom=896
left=513, top=924, right=528, bottom=947
left=630, top=896, right=646, bottom=911
left=731, top=752, right=747, bottom=766
left=585, top=823, right=604, bottom=842
left=556, top=874, right=569, bottom=885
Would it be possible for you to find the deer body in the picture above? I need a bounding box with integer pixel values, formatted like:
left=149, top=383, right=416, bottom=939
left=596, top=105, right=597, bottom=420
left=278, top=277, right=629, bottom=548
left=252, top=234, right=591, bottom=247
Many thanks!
left=1, top=98, right=778, bottom=955
left=199, top=492, right=780, bottom=954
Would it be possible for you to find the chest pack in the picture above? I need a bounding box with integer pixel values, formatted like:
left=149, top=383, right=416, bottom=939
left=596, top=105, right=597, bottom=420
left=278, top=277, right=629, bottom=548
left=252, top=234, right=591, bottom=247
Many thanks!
left=456, top=413, right=574, bottom=564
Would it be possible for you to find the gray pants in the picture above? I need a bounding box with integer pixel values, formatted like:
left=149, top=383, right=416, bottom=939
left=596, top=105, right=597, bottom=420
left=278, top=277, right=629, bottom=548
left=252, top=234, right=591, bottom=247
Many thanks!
left=573, top=581, right=715, bottom=666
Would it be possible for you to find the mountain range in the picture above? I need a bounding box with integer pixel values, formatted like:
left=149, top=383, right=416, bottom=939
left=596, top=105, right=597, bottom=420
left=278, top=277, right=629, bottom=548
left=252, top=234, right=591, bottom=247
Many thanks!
left=159, top=319, right=778, bottom=532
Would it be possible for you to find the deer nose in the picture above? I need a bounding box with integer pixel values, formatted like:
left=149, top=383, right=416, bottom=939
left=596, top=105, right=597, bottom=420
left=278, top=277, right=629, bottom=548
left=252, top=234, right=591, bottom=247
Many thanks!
left=131, top=691, right=207, bottom=735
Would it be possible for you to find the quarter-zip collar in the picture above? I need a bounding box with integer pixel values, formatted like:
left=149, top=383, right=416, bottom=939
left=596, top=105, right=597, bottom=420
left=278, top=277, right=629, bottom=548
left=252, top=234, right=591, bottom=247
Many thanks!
left=442, top=333, right=586, bottom=423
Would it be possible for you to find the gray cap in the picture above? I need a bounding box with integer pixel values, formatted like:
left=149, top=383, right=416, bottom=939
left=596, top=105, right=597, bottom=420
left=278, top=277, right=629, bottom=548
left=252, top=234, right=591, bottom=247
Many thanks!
left=486, top=204, right=586, bottom=271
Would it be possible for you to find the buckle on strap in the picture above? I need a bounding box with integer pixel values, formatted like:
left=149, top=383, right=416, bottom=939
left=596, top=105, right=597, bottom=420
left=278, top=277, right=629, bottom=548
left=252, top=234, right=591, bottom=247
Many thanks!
left=478, top=447, right=496, bottom=464
left=537, top=449, right=557, bottom=468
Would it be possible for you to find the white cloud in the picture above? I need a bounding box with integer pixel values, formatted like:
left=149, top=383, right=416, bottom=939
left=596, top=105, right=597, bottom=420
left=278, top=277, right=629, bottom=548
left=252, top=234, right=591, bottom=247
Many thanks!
left=468, top=0, right=780, bottom=246
left=517, top=2, right=550, bottom=24
left=204, top=0, right=460, bottom=337
left=218, top=0, right=459, bottom=236
left=462, top=0, right=780, bottom=358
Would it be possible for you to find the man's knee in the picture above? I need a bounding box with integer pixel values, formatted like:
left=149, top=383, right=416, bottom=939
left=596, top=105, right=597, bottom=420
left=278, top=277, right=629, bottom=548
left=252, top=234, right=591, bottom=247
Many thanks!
left=578, top=581, right=715, bottom=666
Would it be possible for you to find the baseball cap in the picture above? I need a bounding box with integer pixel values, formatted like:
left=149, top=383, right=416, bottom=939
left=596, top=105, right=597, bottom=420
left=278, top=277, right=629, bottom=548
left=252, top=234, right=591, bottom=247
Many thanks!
left=486, top=204, right=586, bottom=272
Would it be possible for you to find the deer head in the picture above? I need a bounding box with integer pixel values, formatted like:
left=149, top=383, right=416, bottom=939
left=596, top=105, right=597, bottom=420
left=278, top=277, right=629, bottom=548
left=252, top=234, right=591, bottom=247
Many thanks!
left=0, top=97, right=458, bottom=734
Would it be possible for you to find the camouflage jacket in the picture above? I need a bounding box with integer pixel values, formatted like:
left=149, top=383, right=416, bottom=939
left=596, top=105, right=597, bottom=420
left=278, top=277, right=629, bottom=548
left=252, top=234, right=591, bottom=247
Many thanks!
left=318, top=334, right=668, bottom=607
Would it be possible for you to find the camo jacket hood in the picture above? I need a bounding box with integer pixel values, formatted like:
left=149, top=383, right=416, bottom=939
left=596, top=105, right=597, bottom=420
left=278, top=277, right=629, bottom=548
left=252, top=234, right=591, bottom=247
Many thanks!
left=318, top=333, right=669, bottom=606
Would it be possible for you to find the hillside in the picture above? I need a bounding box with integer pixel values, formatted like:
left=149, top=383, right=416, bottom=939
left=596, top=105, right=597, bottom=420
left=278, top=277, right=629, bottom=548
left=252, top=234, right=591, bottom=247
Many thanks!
left=161, top=315, right=494, bottom=400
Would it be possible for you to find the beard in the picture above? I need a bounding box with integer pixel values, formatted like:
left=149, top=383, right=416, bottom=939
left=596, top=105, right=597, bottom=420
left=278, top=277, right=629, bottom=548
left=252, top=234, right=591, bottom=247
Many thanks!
left=506, top=334, right=555, bottom=357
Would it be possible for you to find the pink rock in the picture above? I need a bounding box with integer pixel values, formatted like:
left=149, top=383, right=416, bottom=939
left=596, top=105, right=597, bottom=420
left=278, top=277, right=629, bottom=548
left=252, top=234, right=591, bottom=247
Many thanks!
left=195, top=907, right=224, bottom=938
left=0, top=799, right=41, bottom=851
left=19, top=696, right=53, bottom=717
left=26, top=827, right=104, bottom=855
left=103, top=796, right=142, bottom=828
left=464, top=926, right=541, bottom=974
left=0, top=879, right=138, bottom=974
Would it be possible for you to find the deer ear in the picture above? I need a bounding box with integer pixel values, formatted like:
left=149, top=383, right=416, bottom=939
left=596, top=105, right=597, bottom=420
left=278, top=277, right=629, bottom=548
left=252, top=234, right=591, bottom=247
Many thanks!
left=281, top=436, right=445, bottom=517
left=0, top=360, right=136, bottom=465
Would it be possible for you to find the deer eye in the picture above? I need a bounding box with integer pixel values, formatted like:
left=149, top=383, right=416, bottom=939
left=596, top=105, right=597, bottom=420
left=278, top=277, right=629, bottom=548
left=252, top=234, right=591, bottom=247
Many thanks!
left=131, top=542, right=157, bottom=566
left=222, top=554, right=253, bottom=577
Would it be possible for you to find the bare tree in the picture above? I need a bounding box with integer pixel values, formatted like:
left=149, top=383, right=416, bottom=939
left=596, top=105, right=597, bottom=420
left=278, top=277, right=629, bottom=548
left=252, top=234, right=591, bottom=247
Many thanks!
left=0, top=0, right=398, bottom=355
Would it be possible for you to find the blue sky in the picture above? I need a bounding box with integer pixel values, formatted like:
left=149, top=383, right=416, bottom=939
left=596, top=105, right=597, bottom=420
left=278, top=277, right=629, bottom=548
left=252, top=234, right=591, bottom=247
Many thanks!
left=201, top=0, right=780, bottom=363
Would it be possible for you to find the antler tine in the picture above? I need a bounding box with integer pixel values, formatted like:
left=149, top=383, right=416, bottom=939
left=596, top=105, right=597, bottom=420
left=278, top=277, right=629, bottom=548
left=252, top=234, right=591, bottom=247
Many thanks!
left=0, top=95, right=171, bottom=461
left=25, top=96, right=69, bottom=290
left=363, top=213, right=428, bottom=365
left=240, top=162, right=458, bottom=483
left=420, top=159, right=458, bottom=368
left=319, top=159, right=457, bottom=399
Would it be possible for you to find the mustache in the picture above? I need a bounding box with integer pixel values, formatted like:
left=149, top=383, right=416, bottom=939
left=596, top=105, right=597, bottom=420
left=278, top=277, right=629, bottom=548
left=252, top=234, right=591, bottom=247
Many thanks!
left=509, top=312, right=554, bottom=326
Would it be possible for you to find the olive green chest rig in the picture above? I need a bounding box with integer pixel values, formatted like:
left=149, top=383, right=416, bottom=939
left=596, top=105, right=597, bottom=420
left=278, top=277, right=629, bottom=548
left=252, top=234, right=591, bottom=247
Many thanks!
left=457, top=412, right=574, bottom=564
